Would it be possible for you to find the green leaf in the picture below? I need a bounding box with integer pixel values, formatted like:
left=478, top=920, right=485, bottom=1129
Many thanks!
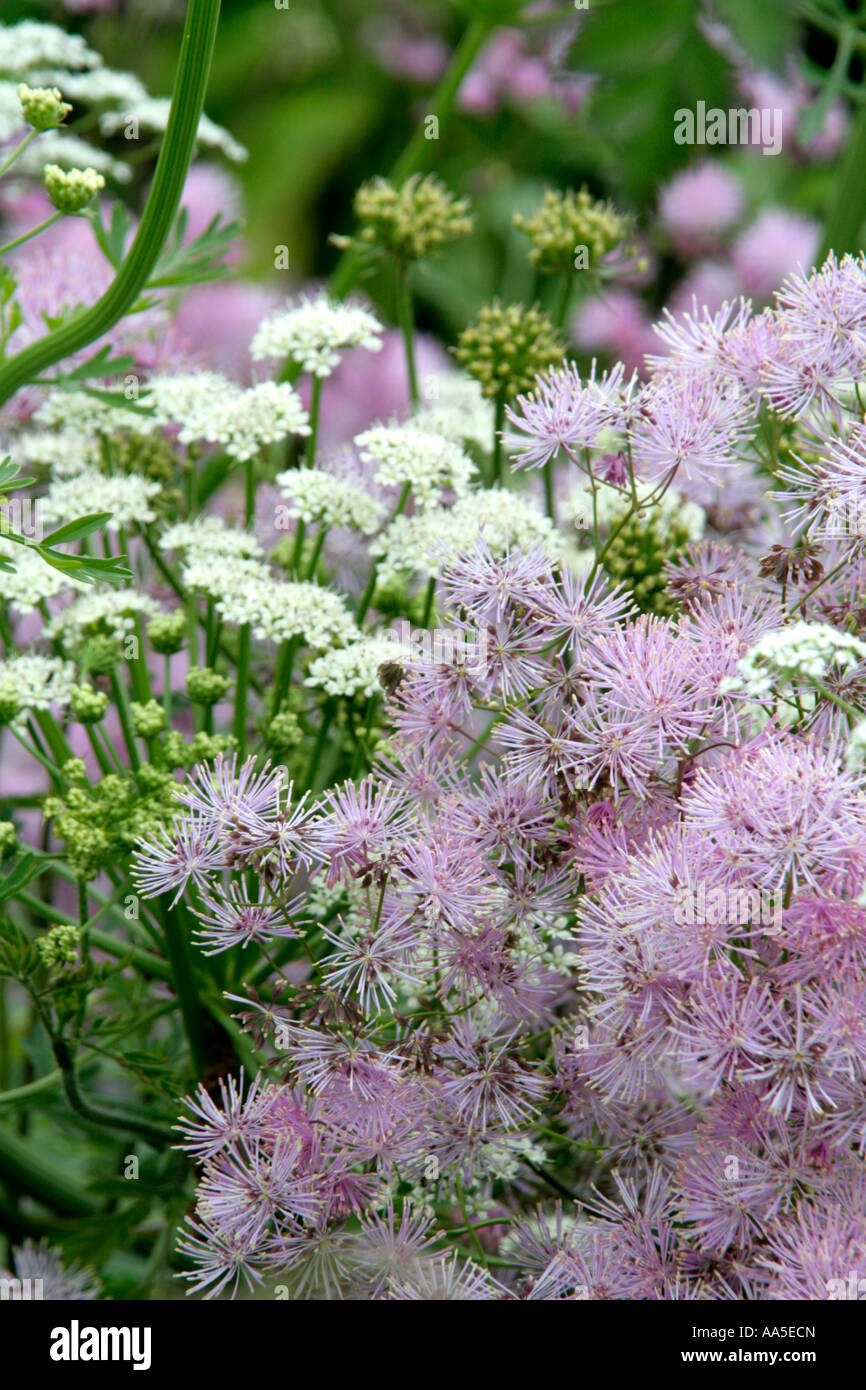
left=42, top=513, right=113, bottom=546
left=0, top=853, right=42, bottom=901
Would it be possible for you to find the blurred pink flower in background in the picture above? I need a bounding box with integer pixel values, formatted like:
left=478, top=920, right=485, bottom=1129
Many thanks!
left=572, top=288, right=657, bottom=375
left=177, top=163, right=246, bottom=267
left=658, top=162, right=744, bottom=257
left=670, top=260, right=740, bottom=318
left=731, top=208, right=820, bottom=300
left=306, top=328, right=450, bottom=451
left=174, top=282, right=282, bottom=383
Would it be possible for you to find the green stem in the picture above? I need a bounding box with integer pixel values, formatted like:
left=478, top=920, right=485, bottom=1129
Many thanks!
left=0, top=211, right=63, bottom=257
left=0, top=0, right=223, bottom=408
left=395, top=264, right=419, bottom=409
left=305, top=376, right=322, bottom=465
left=0, top=1123, right=101, bottom=1215
left=493, top=395, right=506, bottom=484
left=821, top=52, right=866, bottom=258
left=0, top=128, right=39, bottom=182
left=233, top=623, right=250, bottom=759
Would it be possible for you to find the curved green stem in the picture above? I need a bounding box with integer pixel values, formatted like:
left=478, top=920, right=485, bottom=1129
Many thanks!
left=0, top=0, right=222, bottom=408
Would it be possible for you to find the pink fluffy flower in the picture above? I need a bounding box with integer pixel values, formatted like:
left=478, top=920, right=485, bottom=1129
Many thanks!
left=658, top=163, right=744, bottom=257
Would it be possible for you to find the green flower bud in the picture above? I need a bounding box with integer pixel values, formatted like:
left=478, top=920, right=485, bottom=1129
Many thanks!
left=44, top=164, right=105, bottom=215
left=352, top=174, right=473, bottom=262
left=454, top=301, right=565, bottom=400
left=131, top=699, right=167, bottom=738
left=36, top=924, right=81, bottom=967
left=147, top=610, right=187, bottom=656
left=69, top=683, right=109, bottom=724
left=61, top=758, right=88, bottom=785
left=514, top=188, right=633, bottom=275
left=265, top=709, right=303, bottom=754
left=17, top=84, right=72, bottom=132
left=0, top=820, right=17, bottom=857
left=80, top=633, right=123, bottom=675
left=186, top=666, right=231, bottom=707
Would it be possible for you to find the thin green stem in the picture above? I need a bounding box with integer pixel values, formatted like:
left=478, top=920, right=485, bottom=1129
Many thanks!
left=0, top=211, right=63, bottom=257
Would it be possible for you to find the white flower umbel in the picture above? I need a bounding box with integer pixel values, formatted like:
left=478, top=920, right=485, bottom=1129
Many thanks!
left=0, top=541, right=86, bottom=615
left=846, top=719, right=866, bottom=772
left=18, top=131, right=130, bottom=182
left=564, top=478, right=706, bottom=541
left=729, top=621, right=866, bottom=700
left=98, top=98, right=247, bottom=163
left=35, top=389, right=157, bottom=439
left=251, top=294, right=383, bottom=378
left=29, top=68, right=147, bottom=108
left=11, top=429, right=102, bottom=479
left=0, top=654, right=76, bottom=721
left=306, top=635, right=399, bottom=698
left=145, top=374, right=309, bottom=461
left=371, top=489, right=564, bottom=585
left=355, top=424, right=476, bottom=512
left=182, top=553, right=268, bottom=601
left=216, top=575, right=358, bottom=648
left=43, top=470, right=162, bottom=531
left=46, top=590, right=162, bottom=646
left=275, top=468, right=385, bottom=534
left=160, top=518, right=264, bottom=564
left=414, top=372, right=495, bottom=452
left=0, top=22, right=100, bottom=75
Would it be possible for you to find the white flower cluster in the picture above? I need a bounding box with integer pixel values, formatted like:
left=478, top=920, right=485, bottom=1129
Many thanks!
left=729, top=622, right=866, bottom=700
left=144, top=374, right=309, bottom=461
left=846, top=719, right=866, bottom=772
left=35, top=390, right=157, bottom=440
left=43, top=470, right=162, bottom=531
left=0, top=22, right=100, bottom=75
left=98, top=98, right=247, bottom=163
left=564, top=477, right=706, bottom=542
left=159, top=517, right=264, bottom=562
left=0, top=82, right=24, bottom=141
left=19, top=131, right=130, bottom=182
left=275, top=468, right=385, bottom=534
left=218, top=575, right=358, bottom=648
left=46, top=589, right=162, bottom=646
left=355, top=424, right=476, bottom=511
left=251, top=294, right=383, bottom=377
left=306, top=634, right=398, bottom=698
left=414, top=372, right=495, bottom=451
left=0, top=541, right=86, bottom=615
left=0, top=653, right=77, bottom=721
left=371, top=489, right=564, bottom=585
left=12, top=430, right=102, bottom=479
left=30, top=68, right=147, bottom=108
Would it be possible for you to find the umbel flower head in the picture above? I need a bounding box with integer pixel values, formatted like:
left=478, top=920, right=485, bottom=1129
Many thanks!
left=17, top=83, right=71, bottom=131
left=514, top=187, right=634, bottom=275
left=454, top=301, right=566, bottom=400
left=43, top=163, right=104, bottom=214
left=350, top=173, right=473, bottom=262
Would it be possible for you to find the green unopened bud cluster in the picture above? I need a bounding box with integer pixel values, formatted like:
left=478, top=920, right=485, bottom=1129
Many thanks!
left=455, top=300, right=565, bottom=400
left=44, top=164, right=105, bottom=215
left=18, top=84, right=71, bottom=132
left=514, top=187, right=633, bottom=274
left=186, top=667, right=231, bottom=706
left=70, top=684, right=109, bottom=724
left=265, top=708, right=303, bottom=755
left=0, top=820, right=17, bottom=856
left=601, top=508, right=694, bottom=616
left=131, top=699, right=167, bottom=738
left=147, top=611, right=186, bottom=656
left=36, top=924, right=81, bottom=968
left=112, top=431, right=177, bottom=486
left=352, top=174, right=473, bottom=262
left=80, top=634, right=123, bottom=675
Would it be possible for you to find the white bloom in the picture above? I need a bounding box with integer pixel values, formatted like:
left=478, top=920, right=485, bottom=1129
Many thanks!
left=414, top=372, right=495, bottom=451
left=181, top=553, right=268, bottom=600
left=730, top=622, right=866, bottom=700
left=371, top=489, right=564, bottom=584
left=355, top=424, right=476, bottom=511
left=0, top=654, right=77, bottom=721
left=846, top=720, right=866, bottom=772
left=251, top=294, right=383, bottom=377
left=98, top=98, right=247, bottom=163
left=159, top=517, right=264, bottom=562
left=564, top=478, right=706, bottom=542
left=306, top=635, right=398, bottom=697
left=275, top=468, right=385, bottom=534
left=0, top=81, right=25, bottom=142
left=216, top=574, right=357, bottom=648
left=29, top=67, right=147, bottom=107
left=0, top=22, right=100, bottom=75
left=17, top=130, right=130, bottom=182
left=35, top=389, right=157, bottom=438
left=10, top=429, right=102, bottom=478
left=46, top=589, right=161, bottom=645
left=145, top=374, right=309, bottom=461
left=0, top=540, right=86, bottom=614
left=43, top=470, right=162, bottom=531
